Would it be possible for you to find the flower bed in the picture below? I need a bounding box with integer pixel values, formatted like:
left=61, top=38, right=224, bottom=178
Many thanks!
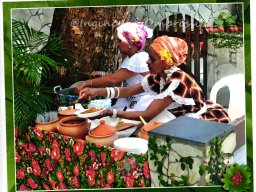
left=15, top=127, right=151, bottom=190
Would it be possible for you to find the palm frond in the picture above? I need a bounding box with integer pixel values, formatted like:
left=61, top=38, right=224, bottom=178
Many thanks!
left=12, top=19, right=64, bottom=132
left=14, top=82, right=56, bottom=129
left=13, top=50, right=58, bottom=84
left=12, top=20, right=49, bottom=53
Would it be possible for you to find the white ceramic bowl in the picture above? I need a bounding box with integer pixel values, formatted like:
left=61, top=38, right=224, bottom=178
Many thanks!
left=113, top=137, right=148, bottom=154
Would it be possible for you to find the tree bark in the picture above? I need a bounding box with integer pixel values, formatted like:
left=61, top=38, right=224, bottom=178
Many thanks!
left=48, top=7, right=131, bottom=88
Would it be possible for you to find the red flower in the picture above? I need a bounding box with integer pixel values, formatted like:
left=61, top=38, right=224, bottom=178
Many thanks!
left=15, top=152, right=21, bottom=162
left=232, top=171, right=243, bottom=186
left=80, top=153, right=88, bottom=163
left=50, top=140, right=60, bottom=160
left=59, top=182, right=67, bottom=189
left=34, top=129, right=43, bottom=140
left=92, top=162, right=99, bottom=170
left=19, top=184, right=29, bottom=191
left=104, top=184, right=112, bottom=188
left=111, top=149, right=124, bottom=161
left=89, top=150, right=95, bottom=157
left=139, top=178, right=145, bottom=187
left=45, top=159, right=53, bottom=171
left=89, top=150, right=96, bottom=162
left=128, top=158, right=137, bottom=170
left=73, top=165, right=80, bottom=177
left=107, top=171, right=114, bottom=184
left=143, top=162, right=150, bottom=179
left=73, top=139, right=85, bottom=156
left=71, top=176, right=80, bottom=188
left=49, top=177, right=57, bottom=189
left=125, top=176, right=135, bottom=188
left=29, top=144, right=37, bottom=152
left=32, top=159, right=41, bottom=176
left=16, top=169, right=25, bottom=179
left=20, top=142, right=29, bottom=152
left=65, top=147, right=71, bottom=161
left=56, top=170, right=64, bottom=182
left=100, top=152, right=106, bottom=165
left=26, top=133, right=30, bottom=142
left=27, top=177, right=38, bottom=189
left=38, top=146, right=45, bottom=157
left=43, top=184, right=51, bottom=190
left=86, top=170, right=96, bottom=186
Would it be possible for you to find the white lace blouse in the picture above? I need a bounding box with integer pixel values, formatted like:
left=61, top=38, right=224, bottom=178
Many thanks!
left=141, top=66, right=196, bottom=110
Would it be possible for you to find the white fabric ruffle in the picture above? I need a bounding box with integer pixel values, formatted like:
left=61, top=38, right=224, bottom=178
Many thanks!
left=155, top=79, right=195, bottom=106
left=167, top=102, right=182, bottom=109
left=185, top=103, right=207, bottom=118
left=141, top=75, right=158, bottom=96
left=121, top=52, right=149, bottom=73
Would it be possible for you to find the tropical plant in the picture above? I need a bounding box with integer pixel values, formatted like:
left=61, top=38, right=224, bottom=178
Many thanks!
left=213, top=12, right=236, bottom=28
left=12, top=20, right=64, bottom=132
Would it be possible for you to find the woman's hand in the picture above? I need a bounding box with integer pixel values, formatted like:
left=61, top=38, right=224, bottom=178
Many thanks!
left=100, top=109, right=113, bottom=117
left=75, top=80, right=92, bottom=94
left=79, top=88, right=97, bottom=101
left=75, top=82, right=86, bottom=94
left=89, top=109, right=113, bottom=120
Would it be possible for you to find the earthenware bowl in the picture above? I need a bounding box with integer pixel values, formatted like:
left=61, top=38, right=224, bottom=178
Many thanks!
left=137, top=121, right=163, bottom=140
left=86, top=120, right=118, bottom=147
left=58, top=116, right=88, bottom=139
left=35, top=118, right=59, bottom=132
left=58, top=106, right=79, bottom=120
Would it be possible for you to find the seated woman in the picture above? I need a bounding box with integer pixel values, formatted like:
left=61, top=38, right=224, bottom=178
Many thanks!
left=79, top=36, right=230, bottom=123
left=75, top=22, right=155, bottom=111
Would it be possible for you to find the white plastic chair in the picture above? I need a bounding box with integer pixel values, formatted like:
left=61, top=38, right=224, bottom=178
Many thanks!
left=210, top=74, right=245, bottom=121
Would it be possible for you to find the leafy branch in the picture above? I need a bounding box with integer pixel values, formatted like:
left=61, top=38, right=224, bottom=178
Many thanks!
left=208, top=32, right=243, bottom=50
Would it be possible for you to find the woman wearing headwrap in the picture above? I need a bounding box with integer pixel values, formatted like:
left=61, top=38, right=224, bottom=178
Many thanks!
left=75, top=22, right=155, bottom=111
left=79, top=36, right=230, bottom=123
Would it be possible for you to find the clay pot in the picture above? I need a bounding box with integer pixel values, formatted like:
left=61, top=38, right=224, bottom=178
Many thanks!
left=35, top=118, right=59, bottom=132
left=58, top=116, right=88, bottom=139
left=58, top=106, right=79, bottom=120
left=86, top=120, right=118, bottom=147
left=137, top=121, right=163, bottom=140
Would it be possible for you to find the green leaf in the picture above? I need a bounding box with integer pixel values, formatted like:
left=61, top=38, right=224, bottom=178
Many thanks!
left=225, top=16, right=236, bottom=25
left=213, top=19, right=224, bottom=27
left=199, top=164, right=206, bottom=176
left=219, top=12, right=231, bottom=20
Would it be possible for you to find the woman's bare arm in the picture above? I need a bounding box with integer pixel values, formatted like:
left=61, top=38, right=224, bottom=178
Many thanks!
left=79, top=83, right=144, bottom=99
left=107, top=96, right=173, bottom=122
left=75, top=68, right=137, bottom=93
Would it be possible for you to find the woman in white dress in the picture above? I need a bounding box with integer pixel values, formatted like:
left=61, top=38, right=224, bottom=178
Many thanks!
left=75, top=22, right=154, bottom=111
left=78, top=36, right=230, bottom=124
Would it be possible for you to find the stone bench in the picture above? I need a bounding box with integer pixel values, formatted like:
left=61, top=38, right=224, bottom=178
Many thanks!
left=147, top=116, right=235, bottom=187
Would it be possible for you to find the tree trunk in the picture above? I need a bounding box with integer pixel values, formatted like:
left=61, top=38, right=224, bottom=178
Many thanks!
left=48, top=7, right=131, bottom=88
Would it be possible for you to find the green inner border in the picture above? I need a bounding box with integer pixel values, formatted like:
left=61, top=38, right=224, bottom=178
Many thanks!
left=3, top=0, right=252, bottom=191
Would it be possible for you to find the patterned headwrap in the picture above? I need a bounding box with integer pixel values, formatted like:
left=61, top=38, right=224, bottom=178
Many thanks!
left=150, top=36, right=188, bottom=66
left=117, top=22, right=153, bottom=50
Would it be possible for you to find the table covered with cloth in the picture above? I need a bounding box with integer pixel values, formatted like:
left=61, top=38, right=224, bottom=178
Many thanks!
left=15, top=127, right=151, bottom=190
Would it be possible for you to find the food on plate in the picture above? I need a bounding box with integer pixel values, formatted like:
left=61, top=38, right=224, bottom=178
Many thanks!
left=81, top=107, right=101, bottom=114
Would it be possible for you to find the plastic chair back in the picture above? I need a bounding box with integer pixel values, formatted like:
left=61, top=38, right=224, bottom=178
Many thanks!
left=210, top=74, right=245, bottom=121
